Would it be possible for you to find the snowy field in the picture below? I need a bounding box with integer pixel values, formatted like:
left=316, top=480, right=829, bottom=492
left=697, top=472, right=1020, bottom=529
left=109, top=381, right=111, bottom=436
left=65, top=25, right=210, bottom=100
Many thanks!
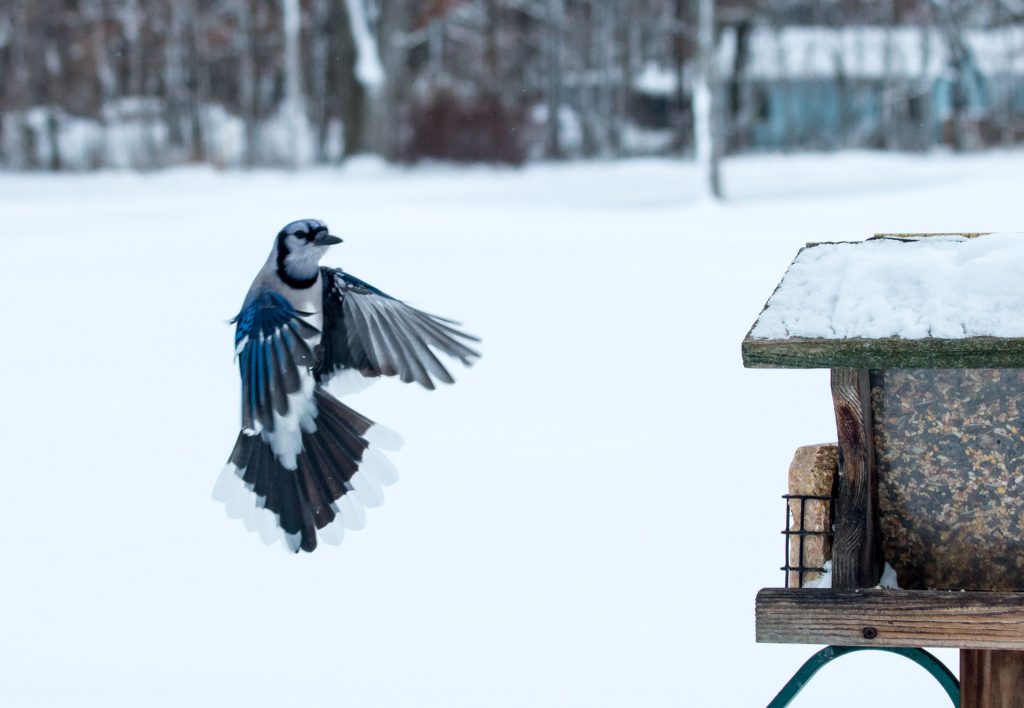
left=3, top=151, right=1023, bottom=707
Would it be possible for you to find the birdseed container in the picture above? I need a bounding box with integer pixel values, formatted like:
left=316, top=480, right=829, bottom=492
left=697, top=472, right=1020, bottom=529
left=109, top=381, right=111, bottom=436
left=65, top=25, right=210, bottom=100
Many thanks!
left=743, top=232, right=1024, bottom=707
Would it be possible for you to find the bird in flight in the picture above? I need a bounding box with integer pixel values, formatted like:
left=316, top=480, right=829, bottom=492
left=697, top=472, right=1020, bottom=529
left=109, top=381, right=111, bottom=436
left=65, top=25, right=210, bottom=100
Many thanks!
left=214, top=219, right=479, bottom=552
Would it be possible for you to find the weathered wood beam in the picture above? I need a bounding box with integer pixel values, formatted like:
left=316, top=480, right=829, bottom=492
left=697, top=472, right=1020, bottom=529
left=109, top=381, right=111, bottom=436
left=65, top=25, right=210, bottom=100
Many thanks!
left=756, top=589, right=1024, bottom=650
left=741, top=335, right=1024, bottom=370
left=830, top=368, right=883, bottom=589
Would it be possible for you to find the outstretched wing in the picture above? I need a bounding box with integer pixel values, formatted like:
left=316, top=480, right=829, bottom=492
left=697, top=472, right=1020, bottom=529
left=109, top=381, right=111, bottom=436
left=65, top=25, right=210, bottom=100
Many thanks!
left=318, top=268, right=480, bottom=390
left=233, top=289, right=320, bottom=434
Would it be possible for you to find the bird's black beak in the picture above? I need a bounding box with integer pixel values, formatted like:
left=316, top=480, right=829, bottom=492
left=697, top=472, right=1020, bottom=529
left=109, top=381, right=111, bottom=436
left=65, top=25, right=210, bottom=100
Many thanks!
left=314, top=232, right=343, bottom=246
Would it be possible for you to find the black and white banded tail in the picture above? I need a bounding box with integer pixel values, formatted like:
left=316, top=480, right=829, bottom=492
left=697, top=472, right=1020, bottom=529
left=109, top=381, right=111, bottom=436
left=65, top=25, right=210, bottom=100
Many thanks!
left=214, top=389, right=399, bottom=552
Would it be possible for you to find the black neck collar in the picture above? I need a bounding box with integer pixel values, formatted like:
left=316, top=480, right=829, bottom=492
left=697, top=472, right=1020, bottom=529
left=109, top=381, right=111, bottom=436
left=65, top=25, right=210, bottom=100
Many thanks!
left=276, top=241, right=318, bottom=289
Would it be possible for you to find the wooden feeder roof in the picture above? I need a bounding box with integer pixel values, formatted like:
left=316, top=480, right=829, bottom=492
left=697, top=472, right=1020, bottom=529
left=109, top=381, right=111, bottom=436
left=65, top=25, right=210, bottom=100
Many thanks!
left=742, top=232, right=1024, bottom=369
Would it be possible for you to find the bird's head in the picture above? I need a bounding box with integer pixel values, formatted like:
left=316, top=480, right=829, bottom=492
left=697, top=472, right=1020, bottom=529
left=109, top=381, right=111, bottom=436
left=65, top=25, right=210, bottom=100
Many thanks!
left=275, top=218, right=342, bottom=285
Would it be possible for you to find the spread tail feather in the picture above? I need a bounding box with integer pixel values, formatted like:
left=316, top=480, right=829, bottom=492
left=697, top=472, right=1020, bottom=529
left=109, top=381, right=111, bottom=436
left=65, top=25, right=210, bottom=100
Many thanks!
left=214, top=389, right=400, bottom=552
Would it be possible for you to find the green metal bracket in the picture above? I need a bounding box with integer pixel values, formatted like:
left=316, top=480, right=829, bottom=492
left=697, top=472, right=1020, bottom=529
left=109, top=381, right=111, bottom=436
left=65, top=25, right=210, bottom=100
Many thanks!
left=767, top=646, right=960, bottom=707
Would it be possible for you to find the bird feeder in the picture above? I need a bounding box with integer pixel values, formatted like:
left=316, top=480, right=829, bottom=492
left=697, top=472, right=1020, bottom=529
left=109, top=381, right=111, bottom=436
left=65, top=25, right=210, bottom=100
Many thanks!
left=743, top=233, right=1024, bottom=708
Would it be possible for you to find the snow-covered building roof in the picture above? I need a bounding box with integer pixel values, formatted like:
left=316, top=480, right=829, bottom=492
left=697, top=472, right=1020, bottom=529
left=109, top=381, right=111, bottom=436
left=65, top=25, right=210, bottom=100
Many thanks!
left=742, top=233, right=1024, bottom=369
left=637, top=25, right=1024, bottom=96
left=723, top=26, right=1024, bottom=81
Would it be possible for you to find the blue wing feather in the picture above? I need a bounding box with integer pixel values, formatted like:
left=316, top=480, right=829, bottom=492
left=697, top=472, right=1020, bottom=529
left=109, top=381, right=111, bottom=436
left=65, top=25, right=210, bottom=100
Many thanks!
left=233, top=290, right=302, bottom=343
left=232, top=290, right=320, bottom=432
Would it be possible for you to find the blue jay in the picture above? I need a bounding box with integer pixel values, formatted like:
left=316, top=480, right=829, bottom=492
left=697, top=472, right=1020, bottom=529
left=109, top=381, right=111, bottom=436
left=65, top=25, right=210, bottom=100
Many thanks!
left=214, top=219, right=479, bottom=552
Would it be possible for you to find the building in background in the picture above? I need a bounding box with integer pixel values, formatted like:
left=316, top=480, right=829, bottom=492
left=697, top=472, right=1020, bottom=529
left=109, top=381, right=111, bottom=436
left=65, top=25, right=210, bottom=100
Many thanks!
left=0, top=0, right=1022, bottom=170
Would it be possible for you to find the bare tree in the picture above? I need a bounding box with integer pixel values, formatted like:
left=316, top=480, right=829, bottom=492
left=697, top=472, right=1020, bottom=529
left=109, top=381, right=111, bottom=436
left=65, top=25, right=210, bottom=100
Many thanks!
left=544, top=0, right=566, bottom=158
left=694, top=0, right=722, bottom=199
left=930, top=0, right=984, bottom=151
left=376, top=0, right=412, bottom=160
left=281, top=0, right=309, bottom=167
left=235, top=0, right=259, bottom=166
left=7, top=0, right=34, bottom=168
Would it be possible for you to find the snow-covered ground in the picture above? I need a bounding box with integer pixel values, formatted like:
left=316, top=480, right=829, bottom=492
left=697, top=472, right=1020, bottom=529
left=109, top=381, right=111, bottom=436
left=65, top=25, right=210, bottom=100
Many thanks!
left=3, top=150, right=1022, bottom=707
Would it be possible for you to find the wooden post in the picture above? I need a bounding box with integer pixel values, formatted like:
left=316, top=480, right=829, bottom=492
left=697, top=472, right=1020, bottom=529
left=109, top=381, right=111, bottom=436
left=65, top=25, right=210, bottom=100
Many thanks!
left=830, top=368, right=883, bottom=589
left=961, top=650, right=1024, bottom=708
left=958, top=530, right=1024, bottom=708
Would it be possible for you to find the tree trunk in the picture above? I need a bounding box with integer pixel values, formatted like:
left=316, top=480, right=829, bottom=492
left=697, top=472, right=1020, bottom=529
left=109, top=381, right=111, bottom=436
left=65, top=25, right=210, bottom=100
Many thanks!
left=42, top=10, right=63, bottom=170
left=670, top=0, right=687, bottom=153
left=577, top=2, right=597, bottom=157
left=281, top=0, right=308, bottom=167
left=915, top=19, right=935, bottom=151
left=376, top=0, right=411, bottom=160
left=693, top=0, right=722, bottom=199
left=728, top=19, right=752, bottom=153
left=164, top=0, right=191, bottom=160
left=311, top=0, right=331, bottom=163
left=121, top=0, right=143, bottom=97
left=880, top=0, right=898, bottom=150
left=237, top=0, right=259, bottom=167
left=345, top=0, right=385, bottom=93
left=931, top=0, right=980, bottom=151
left=189, top=0, right=210, bottom=165
left=544, top=0, right=565, bottom=159
left=613, top=3, right=635, bottom=156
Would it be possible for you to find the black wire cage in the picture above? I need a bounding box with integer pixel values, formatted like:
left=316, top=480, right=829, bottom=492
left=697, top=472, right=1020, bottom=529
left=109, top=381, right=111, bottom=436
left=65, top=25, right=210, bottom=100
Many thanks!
left=781, top=493, right=835, bottom=588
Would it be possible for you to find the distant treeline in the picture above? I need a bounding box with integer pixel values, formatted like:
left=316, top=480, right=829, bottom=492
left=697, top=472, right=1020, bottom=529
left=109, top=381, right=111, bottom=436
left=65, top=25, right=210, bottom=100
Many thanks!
left=1, top=0, right=1023, bottom=169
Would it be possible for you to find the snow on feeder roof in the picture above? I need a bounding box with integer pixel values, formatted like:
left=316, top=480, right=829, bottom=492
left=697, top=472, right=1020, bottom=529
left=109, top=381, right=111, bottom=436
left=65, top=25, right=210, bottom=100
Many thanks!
left=743, top=232, right=1024, bottom=368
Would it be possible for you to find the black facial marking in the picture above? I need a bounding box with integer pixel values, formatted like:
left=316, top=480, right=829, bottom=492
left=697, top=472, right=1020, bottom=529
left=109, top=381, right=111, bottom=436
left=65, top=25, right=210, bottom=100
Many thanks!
left=276, top=235, right=291, bottom=275
left=275, top=235, right=318, bottom=289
